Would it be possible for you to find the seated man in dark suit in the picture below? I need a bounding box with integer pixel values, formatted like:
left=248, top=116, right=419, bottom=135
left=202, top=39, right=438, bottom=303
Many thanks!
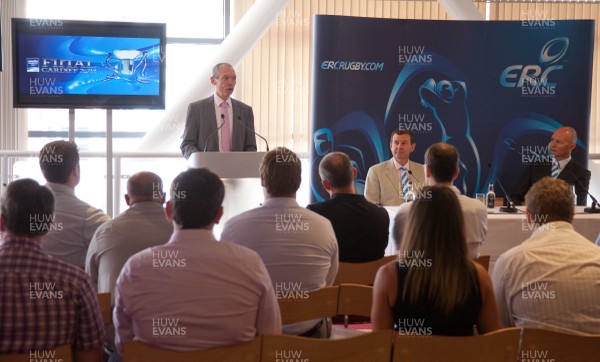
left=308, top=152, right=389, bottom=262
left=512, top=126, right=591, bottom=206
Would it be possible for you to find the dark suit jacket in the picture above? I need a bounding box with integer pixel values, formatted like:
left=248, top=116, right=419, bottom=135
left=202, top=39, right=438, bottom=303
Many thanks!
left=180, top=96, right=257, bottom=159
left=512, top=159, right=591, bottom=206
left=307, top=193, right=389, bottom=263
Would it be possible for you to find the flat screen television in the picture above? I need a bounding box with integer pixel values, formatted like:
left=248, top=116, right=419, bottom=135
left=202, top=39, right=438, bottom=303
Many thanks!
left=12, top=18, right=166, bottom=109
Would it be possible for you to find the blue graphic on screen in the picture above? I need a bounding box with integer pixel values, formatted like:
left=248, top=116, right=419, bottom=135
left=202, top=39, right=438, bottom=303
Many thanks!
left=311, top=112, right=384, bottom=202
left=419, top=78, right=482, bottom=194
left=18, top=35, right=161, bottom=96
left=385, top=51, right=482, bottom=194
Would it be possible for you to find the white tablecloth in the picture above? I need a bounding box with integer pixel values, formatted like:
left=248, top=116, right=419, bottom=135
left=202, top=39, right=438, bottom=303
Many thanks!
left=385, top=206, right=600, bottom=274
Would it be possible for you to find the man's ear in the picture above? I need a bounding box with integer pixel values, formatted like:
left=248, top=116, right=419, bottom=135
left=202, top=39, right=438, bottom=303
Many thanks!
left=214, top=206, right=224, bottom=225
left=165, top=201, right=174, bottom=221
left=352, top=167, right=358, bottom=180
left=425, top=164, right=432, bottom=178
left=124, top=194, right=131, bottom=206
left=525, top=207, right=533, bottom=225
left=452, top=168, right=459, bottom=181
left=321, top=179, right=331, bottom=192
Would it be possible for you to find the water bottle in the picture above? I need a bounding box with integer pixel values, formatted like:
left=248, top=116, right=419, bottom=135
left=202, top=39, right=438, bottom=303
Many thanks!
left=571, top=184, right=577, bottom=206
left=486, top=183, right=496, bottom=209
left=404, top=182, right=416, bottom=203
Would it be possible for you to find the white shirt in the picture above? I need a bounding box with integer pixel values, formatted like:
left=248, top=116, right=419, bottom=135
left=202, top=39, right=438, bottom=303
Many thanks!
left=492, top=221, right=600, bottom=334
left=393, top=185, right=487, bottom=259
left=221, top=197, right=339, bottom=335
left=555, top=156, right=571, bottom=176
left=85, top=201, right=173, bottom=295
left=114, top=229, right=281, bottom=352
left=42, top=182, right=111, bottom=268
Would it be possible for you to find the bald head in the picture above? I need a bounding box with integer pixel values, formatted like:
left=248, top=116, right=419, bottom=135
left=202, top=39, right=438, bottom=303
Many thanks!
left=555, top=127, right=577, bottom=144
left=424, top=142, right=459, bottom=184
left=550, top=127, right=577, bottom=161
left=126, top=172, right=164, bottom=205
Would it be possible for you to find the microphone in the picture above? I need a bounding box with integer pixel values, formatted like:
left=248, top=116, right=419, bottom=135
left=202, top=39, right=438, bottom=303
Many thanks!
left=407, top=169, right=422, bottom=188
left=203, top=114, right=226, bottom=152
left=564, top=168, right=600, bottom=213
left=487, top=163, right=519, bottom=213
left=237, top=116, right=269, bottom=151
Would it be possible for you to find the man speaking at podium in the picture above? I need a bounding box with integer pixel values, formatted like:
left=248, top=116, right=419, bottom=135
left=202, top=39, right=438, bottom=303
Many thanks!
left=181, top=63, right=257, bottom=159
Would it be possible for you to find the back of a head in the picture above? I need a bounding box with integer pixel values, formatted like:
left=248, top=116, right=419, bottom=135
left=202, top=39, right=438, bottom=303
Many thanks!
left=170, top=168, right=224, bottom=229
left=400, top=185, right=472, bottom=314
left=260, top=147, right=301, bottom=197
left=127, top=171, right=164, bottom=203
left=424, top=142, right=459, bottom=183
left=1, top=179, right=54, bottom=237
left=318, top=152, right=353, bottom=189
left=39, top=140, right=80, bottom=184
left=525, top=177, right=574, bottom=225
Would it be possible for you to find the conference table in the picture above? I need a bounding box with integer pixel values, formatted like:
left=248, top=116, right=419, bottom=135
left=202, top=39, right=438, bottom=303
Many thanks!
left=384, top=206, right=600, bottom=273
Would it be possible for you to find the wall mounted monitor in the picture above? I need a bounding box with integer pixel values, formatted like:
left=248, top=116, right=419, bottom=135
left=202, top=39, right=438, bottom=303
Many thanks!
left=12, top=18, right=166, bottom=109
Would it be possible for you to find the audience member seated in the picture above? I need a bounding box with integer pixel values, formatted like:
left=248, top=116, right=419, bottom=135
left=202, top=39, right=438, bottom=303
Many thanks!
left=511, top=126, right=591, bottom=206
left=393, top=142, right=487, bottom=259
left=307, top=151, right=389, bottom=262
left=86, top=171, right=173, bottom=295
left=0, top=179, right=105, bottom=361
left=372, top=185, right=499, bottom=335
left=39, top=140, right=110, bottom=268
left=86, top=172, right=173, bottom=352
left=113, top=168, right=281, bottom=356
left=492, top=177, right=600, bottom=334
left=364, top=129, right=425, bottom=206
left=221, top=147, right=338, bottom=338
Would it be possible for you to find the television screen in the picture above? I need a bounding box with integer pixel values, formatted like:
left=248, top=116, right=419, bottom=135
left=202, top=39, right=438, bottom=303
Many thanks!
left=12, top=18, right=166, bottom=109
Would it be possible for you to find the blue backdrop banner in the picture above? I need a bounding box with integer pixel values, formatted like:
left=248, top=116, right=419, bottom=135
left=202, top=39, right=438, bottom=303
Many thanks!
left=309, top=16, right=593, bottom=202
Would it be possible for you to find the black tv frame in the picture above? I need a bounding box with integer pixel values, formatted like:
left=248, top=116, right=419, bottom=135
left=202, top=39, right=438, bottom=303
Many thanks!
left=12, top=18, right=166, bottom=109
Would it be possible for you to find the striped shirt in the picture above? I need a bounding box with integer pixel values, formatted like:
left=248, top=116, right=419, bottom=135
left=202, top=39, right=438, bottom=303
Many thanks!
left=0, top=238, right=105, bottom=353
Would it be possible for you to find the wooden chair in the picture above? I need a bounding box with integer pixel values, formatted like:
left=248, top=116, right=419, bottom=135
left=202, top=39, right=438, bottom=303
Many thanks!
left=333, top=255, right=397, bottom=285
left=97, top=292, right=112, bottom=325
left=122, top=337, right=261, bottom=362
left=261, top=330, right=394, bottom=362
left=519, top=327, right=600, bottom=362
left=392, top=327, right=522, bottom=362
left=0, top=344, right=72, bottom=362
left=336, top=283, right=373, bottom=328
left=474, top=254, right=490, bottom=271
left=277, top=286, right=339, bottom=325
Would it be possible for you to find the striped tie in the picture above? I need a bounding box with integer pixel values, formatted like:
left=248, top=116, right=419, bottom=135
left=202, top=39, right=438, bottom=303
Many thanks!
left=400, top=167, right=409, bottom=195
left=551, top=159, right=559, bottom=178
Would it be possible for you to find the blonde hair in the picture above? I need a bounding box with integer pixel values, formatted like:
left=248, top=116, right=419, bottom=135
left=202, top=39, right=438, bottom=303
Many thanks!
left=525, top=177, right=574, bottom=224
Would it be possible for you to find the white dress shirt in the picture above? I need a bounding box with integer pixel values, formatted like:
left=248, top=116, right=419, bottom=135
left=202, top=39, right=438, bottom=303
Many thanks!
left=492, top=221, right=600, bottom=334
left=221, top=197, right=339, bottom=335
left=114, top=229, right=281, bottom=352
left=42, top=182, right=111, bottom=268
left=86, top=201, right=173, bottom=295
left=393, top=185, right=487, bottom=259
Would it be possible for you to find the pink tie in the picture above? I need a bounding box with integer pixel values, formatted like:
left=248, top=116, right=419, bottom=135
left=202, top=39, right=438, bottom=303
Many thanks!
left=220, top=102, right=231, bottom=152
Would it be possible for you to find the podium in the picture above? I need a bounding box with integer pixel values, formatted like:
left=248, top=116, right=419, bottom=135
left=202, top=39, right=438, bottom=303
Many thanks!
left=188, top=152, right=266, bottom=238
left=188, top=152, right=266, bottom=178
